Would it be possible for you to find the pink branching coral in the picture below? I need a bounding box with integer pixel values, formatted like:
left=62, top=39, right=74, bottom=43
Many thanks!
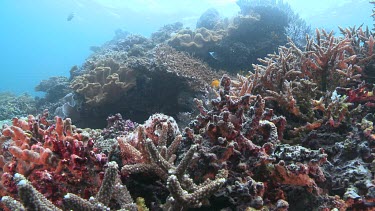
left=230, top=26, right=375, bottom=141
left=0, top=112, right=107, bottom=206
left=1, top=162, right=137, bottom=211
left=181, top=75, right=332, bottom=210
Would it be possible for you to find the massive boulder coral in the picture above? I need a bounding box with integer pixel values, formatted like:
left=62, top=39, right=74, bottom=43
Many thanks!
left=213, top=6, right=288, bottom=72
left=196, top=8, right=221, bottom=30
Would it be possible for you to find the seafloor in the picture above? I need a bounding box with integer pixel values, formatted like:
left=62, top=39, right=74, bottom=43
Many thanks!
left=2, top=0, right=375, bottom=210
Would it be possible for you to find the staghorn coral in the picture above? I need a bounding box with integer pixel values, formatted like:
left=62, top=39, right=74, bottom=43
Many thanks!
left=2, top=173, right=61, bottom=211
left=339, top=25, right=375, bottom=83
left=116, top=113, right=228, bottom=210
left=1, top=162, right=137, bottom=211
left=236, top=27, right=375, bottom=141
left=3, top=4, right=375, bottom=211
left=184, top=75, right=328, bottom=209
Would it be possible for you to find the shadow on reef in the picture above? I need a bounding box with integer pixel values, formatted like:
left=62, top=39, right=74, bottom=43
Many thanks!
left=77, top=68, right=195, bottom=128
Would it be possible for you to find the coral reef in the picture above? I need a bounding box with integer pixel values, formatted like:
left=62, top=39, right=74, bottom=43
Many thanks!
left=0, top=112, right=108, bottom=206
left=1, top=162, right=137, bottom=211
left=168, top=27, right=225, bottom=59
left=69, top=44, right=220, bottom=128
left=151, top=22, right=183, bottom=43
left=168, top=0, right=291, bottom=73
left=0, top=92, right=36, bottom=121
left=236, top=0, right=312, bottom=47
left=117, top=113, right=228, bottom=210
left=196, top=8, right=221, bottom=30
left=3, top=2, right=375, bottom=211
left=101, top=113, right=137, bottom=140
left=35, top=76, right=71, bottom=103
left=238, top=27, right=374, bottom=138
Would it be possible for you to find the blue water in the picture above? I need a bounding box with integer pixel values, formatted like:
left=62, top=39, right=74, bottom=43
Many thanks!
left=0, top=0, right=372, bottom=96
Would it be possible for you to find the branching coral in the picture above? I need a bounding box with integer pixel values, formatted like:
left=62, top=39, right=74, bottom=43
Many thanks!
left=116, top=113, right=227, bottom=210
left=2, top=4, right=375, bottom=211
left=0, top=113, right=108, bottom=205
left=181, top=75, right=335, bottom=210
left=1, top=162, right=137, bottom=211
left=238, top=27, right=375, bottom=140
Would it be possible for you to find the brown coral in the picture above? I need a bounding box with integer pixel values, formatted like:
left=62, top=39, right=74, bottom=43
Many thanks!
left=70, top=65, right=136, bottom=106
left=168, top=27, right=224, bottom=54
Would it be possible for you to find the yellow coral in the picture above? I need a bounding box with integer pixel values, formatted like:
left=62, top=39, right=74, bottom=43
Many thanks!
left=211, top=79, right=220, bottom=89
left=136, top=197, right=149, bottom=211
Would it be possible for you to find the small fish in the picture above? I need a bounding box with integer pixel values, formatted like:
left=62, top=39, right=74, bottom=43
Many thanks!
left=67, top=12, right=75, bottom=21
left=209, top=51, right=219, bottom=60
left=211, top=79, right=220, bottom=89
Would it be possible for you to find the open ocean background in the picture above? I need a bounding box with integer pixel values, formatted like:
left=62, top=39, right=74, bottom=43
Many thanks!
left=0, top=0, right=373, bottom=96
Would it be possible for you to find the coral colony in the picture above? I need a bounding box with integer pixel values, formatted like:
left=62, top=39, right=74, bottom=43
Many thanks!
left=3, top=0, right=375, bottom=210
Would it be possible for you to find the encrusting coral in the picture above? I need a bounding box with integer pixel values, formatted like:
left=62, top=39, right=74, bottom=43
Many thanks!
left=70, top=65, right=136, bottom=106
left=168, top=27, right=225, bottom=59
